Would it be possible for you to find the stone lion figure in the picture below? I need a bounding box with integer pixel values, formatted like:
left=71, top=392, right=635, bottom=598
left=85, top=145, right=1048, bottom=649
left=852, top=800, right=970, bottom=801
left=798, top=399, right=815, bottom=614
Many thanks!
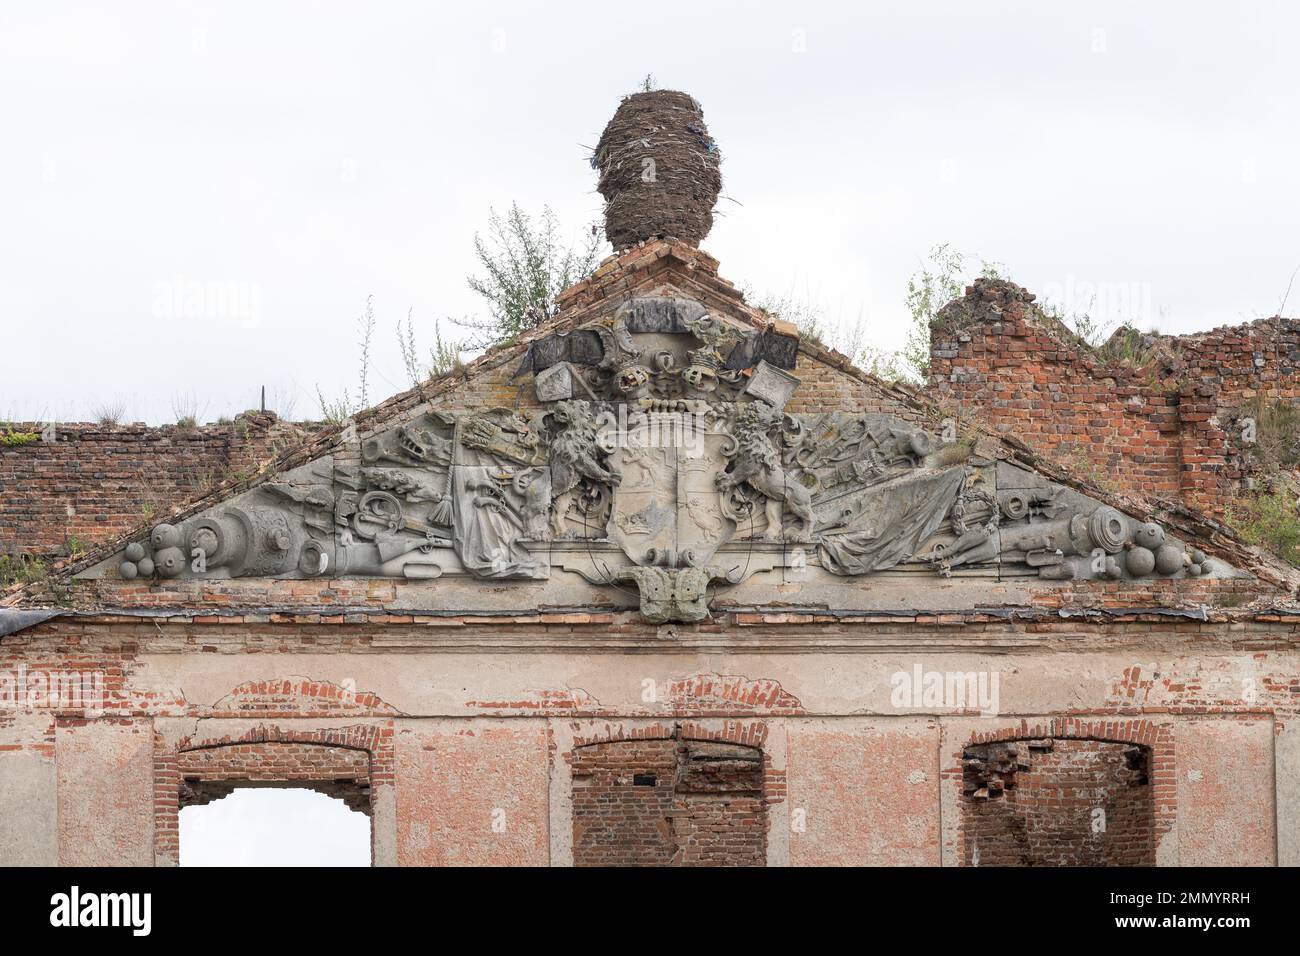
left=716, top=402, right=815, bottom=541
left=543, top=400, right=619, bottom=537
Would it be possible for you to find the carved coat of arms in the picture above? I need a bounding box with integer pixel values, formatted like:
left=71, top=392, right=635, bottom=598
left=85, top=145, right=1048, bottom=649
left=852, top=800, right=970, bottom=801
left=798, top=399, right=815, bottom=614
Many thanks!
left=607, top=412, right=732, bottom=568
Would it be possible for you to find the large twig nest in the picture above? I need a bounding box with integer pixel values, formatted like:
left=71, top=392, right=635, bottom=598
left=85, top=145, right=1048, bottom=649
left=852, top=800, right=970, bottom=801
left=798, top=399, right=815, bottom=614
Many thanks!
left=594, top=90, right=722, bottom=249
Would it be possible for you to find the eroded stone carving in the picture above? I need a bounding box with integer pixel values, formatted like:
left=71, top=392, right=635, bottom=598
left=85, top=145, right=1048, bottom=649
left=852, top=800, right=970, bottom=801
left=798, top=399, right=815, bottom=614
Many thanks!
left=614, top=562, right=731, bottom=624
left=513, top=298, right=797, bottom=404
left=816, top=467, right=969, bottom=575
left=95, top=296, right=1239, bottom=622
left=542, top=400, right=619, bottom=537
left=452, top=466, right=548, bottom=578
left=717, top=402, right=815, bottom=542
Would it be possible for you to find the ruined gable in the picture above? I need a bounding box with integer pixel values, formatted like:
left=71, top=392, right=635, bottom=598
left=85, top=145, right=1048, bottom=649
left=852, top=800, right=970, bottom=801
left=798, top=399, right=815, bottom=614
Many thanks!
left=3, top=86, right=1298, bottom=874
left=56, top=278, right=1264, bottom=625
left=6, top=244, right=1286, bottom=625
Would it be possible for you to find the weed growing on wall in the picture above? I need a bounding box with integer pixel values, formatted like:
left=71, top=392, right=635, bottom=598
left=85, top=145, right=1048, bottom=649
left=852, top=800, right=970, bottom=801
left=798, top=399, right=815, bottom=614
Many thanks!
left=1226, top=481, right=1300, bottom=567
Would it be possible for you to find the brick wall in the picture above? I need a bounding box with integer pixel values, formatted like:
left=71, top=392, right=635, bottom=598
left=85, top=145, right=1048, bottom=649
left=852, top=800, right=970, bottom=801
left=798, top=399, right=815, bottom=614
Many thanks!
left=962, top=738, right=1155, bottom=866
left=0, top=412, right=315, bottom=560
left=929, top=278, right=1300, bottom=511
left=177, top=741, right=371, bottom=814
left=1, top=616, right=1293, bottom=866
left=152, top=723, right=394, bottom=866
left=571, top=737, right=766, bottom=866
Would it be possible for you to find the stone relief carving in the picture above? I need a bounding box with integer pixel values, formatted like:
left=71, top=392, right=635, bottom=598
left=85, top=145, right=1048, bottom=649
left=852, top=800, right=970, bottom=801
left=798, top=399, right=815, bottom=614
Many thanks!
left=95, top=296, right=1236, bottom=622
left=511, top=296, right=798, bottom=404
left=614, top=562, right=731, bottom=625
left=540, top=399, right=619, bottom=537
left=451, top=465, right=549, bottom=578
left=716, top=402, right=815, bottom=542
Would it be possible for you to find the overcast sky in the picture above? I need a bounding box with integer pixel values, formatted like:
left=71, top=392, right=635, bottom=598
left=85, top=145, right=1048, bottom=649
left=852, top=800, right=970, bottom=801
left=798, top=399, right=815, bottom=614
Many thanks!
left=180, top=789, right=369, bottom=866
left=3, top=0, right=1299, bottom=427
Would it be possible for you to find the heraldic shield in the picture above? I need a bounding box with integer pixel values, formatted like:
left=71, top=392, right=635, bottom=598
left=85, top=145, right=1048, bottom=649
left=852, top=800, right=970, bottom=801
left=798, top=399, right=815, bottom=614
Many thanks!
left=606, top=408, right=734, bottom=569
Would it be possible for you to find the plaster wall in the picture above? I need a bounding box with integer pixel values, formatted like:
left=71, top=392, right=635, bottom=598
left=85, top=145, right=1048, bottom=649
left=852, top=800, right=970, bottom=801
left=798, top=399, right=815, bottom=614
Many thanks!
left=1, top=626, right=1291, bottom=867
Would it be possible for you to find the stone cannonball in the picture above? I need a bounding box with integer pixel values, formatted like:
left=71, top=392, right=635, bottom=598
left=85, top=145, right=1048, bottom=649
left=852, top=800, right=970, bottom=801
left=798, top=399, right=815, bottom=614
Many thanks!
left=154, top=546, right=186, bottom=578
left=1154, top=544, right=1184, bottom=576
left=151, top=523, right=182, bottom=551
left=1126, top=546, right=1157, bottom=577
left=1134, top=522, right=1165, bottom=550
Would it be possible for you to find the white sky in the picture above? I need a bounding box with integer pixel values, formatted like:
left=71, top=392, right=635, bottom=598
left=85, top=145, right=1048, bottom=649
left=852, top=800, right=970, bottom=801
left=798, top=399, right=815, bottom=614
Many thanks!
left=180, top=788, right=370, bottom=866
left=3, top=0, right=1299, bottom=426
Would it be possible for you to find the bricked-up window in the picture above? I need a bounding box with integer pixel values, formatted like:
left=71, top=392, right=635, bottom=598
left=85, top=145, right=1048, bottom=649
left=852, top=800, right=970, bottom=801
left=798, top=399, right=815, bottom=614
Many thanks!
left=962, top=738, right=1154, bottom=867
left=176, top=742, right=371, bottom=866
left=571, top=738, right=766, bottom=866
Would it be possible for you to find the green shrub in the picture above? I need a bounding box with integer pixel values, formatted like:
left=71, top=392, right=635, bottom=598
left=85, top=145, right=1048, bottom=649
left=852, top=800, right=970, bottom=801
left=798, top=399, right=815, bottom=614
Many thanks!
left=1226, top=483, right=1300, bottom=567
left=0, top=426, right=39, bottom=446
left=0, top=554, right=48, bottom=587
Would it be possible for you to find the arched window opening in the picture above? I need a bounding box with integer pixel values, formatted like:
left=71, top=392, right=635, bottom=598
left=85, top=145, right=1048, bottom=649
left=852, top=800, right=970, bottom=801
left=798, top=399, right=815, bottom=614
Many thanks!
left=962, top=738, right=1154, bottom=866
left=571, top=736, right=766, bottom=866
left=175, top=740, right=373, bottom=867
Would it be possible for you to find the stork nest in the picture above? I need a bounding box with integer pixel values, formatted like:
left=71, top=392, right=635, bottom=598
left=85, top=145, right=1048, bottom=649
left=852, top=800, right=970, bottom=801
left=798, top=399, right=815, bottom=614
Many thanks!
left=594, top=90, right=722, bottom=249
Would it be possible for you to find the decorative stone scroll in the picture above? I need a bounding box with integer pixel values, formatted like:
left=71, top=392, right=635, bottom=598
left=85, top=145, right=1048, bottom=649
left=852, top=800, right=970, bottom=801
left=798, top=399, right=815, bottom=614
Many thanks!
left=90, top=296, right=1237, bottom=622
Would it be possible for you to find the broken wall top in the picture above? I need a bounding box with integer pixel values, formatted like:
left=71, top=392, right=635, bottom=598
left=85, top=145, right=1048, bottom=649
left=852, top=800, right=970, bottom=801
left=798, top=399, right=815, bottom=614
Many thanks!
left=931, top=277, right=1300, bottom=511
left=8, top=247, right=1291, bottom=629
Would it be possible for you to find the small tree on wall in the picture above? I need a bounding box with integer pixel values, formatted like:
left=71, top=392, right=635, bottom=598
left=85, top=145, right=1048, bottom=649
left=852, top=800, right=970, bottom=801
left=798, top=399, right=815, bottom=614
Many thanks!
left=902, top=244, right=1005, bottom=382
left=746, top=244, right=1006, bottom=385
left=452, top=203, right=606, bottom=349
left=317, top=204, right=604, bottom=413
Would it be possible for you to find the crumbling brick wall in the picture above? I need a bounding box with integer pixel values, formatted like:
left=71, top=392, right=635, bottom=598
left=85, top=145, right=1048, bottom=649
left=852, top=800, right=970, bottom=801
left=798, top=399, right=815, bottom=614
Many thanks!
left=929, top=278, right=1300, bottom=511
left=150, top=723, right=394, bottom=867
left=571, top=737, right=765, bottom=866
left=176, top=741, right=371, bottom=814
left=962, top=738, right=1154, bottom=866
left=0, top=412, right=314, bottom=561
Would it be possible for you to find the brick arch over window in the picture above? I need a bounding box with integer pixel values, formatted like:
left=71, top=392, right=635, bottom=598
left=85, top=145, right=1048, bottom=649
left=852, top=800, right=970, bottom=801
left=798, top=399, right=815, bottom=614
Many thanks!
left=153, top=723, right=394, bottom=866
left=959, top=718, right=1173, bottom=867
left=207, top=678, right=403, bottom=718
left=570, top=724, right=768, bottom=867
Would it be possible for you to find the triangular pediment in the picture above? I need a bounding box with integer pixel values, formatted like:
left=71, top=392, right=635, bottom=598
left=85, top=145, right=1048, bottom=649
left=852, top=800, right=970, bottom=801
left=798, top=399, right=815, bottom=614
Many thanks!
left=57, top=263, right=1280, bottom=623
